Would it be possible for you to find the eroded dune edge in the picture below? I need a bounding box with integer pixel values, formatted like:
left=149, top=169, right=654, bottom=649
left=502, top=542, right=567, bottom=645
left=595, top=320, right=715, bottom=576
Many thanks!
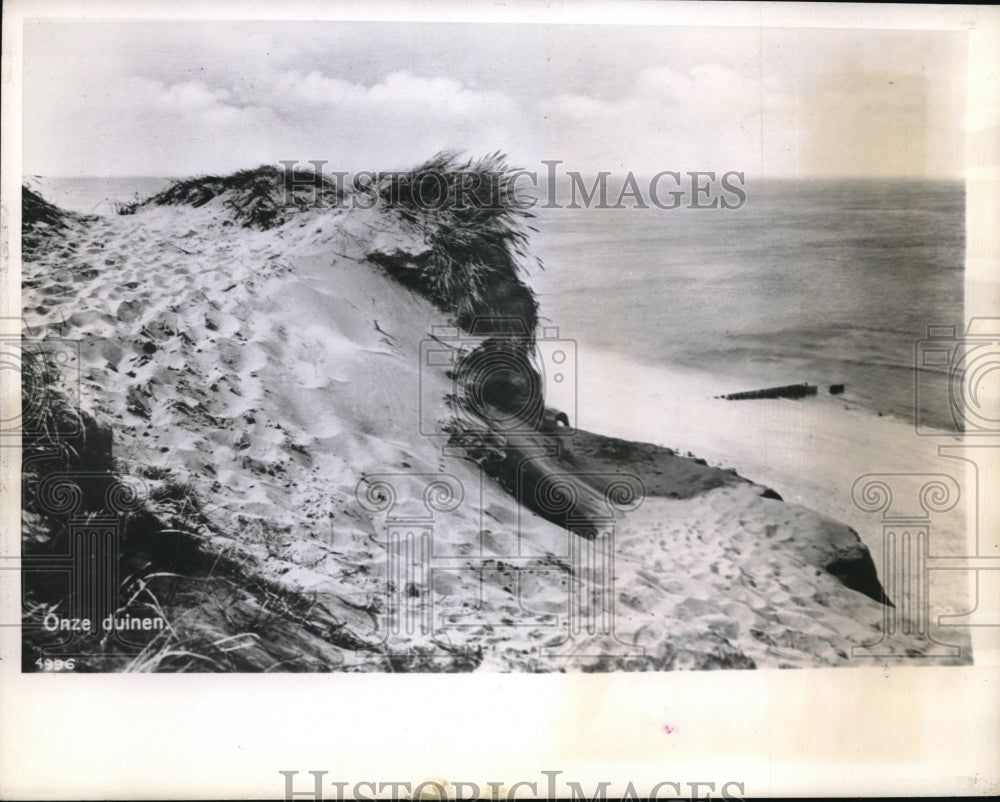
left=20, top=157, right=964, bottom=671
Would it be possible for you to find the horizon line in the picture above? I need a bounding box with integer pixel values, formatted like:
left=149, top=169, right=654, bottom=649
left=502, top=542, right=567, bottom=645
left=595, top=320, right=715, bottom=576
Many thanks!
left=23, top=171, right=967, bottom=182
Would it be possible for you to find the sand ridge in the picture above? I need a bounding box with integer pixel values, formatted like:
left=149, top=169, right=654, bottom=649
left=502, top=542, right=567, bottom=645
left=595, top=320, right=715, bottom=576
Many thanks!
left=19, top=182, right=970, bottom=671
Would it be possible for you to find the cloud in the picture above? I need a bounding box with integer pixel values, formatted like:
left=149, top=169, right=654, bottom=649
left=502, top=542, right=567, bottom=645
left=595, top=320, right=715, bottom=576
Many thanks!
left=268, top=69, right=515, bottom=115
left=20, top=21, right=966, bottom=178
left=540, top=63, right=792, bottom=174
left=152, top=80, right=233, bottom=110
left=23, top=54, right=536, bottom=175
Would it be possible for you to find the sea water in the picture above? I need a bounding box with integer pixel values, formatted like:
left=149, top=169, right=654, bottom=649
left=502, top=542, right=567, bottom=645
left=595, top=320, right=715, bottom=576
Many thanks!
left=24, top=175, right=172, bottom=216
left=529, top=178, right=965, bottom=433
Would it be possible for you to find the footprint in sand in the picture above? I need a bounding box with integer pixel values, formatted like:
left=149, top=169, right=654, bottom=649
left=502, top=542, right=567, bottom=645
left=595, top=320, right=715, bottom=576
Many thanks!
left=116, top=299, right=147, bottom=324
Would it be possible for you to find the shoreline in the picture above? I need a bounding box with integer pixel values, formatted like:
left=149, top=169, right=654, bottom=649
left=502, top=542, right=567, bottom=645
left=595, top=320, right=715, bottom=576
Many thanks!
left=556, top=341, right=963, bottom=501
left=555, top=343, right=972, bottom=616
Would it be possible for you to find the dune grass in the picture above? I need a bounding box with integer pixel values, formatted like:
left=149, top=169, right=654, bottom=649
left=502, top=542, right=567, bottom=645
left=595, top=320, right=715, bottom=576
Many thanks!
left=22, top=186, right=70, bottom=229
left=378, top=151, right=542, bottom=340
left=22, top=185, right=94, bottom=252
left=141, top=165, right=344, bottom=229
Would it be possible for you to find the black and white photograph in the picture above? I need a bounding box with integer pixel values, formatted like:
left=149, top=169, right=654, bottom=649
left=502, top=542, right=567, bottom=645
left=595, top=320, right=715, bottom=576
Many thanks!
left=2, top=0, right=998, bottom=797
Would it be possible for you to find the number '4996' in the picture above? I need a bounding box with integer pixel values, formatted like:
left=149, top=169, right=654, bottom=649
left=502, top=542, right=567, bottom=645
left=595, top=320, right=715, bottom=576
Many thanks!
left=35, top=658, right=76, bottom=671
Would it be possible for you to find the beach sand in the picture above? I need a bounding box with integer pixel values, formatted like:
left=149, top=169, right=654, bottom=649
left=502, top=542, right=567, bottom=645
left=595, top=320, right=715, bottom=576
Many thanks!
left=560, top=350, right=973, bottom=623
left=18, top=180, right=972, bottom=671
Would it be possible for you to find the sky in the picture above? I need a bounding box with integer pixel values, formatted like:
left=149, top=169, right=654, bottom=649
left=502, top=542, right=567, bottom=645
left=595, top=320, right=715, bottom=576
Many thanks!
left=21, top=19, right=969, bottom=178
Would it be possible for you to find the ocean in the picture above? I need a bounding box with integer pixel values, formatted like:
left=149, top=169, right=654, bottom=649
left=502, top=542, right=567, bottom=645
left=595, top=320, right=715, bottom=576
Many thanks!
left=529, top=178, right=965, bottom=432
left=24, top=175, right=965, bottom=431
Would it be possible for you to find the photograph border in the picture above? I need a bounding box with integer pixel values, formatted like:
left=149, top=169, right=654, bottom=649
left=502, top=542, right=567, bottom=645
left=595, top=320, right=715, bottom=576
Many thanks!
left=1, top=1, right=998, bottom=798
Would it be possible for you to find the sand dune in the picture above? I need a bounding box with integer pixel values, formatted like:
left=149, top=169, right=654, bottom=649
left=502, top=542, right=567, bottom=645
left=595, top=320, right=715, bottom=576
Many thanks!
left=19, top=176, right=970, bottom=671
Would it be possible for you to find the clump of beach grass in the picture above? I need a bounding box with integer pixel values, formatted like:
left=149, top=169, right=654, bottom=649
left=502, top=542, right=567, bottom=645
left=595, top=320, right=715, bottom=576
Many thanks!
left=377, top=150, right=542, bottom=340
left=22, top=185, right=94, bottom=253
left=22, top=186, right=70, bottom=229
left=140, top=165, right=344, bottom=229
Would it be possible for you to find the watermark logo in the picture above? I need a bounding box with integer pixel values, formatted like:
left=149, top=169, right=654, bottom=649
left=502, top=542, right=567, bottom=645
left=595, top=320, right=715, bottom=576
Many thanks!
left=22, top=471, right=154, bottom=664
left=278, top=770, right=746, bottom=800
left=850, top=317, right=1000, bottom=660
left=914, top=317, right=1000, bottom=436
left=418, top=319, right=577, bottom=439
left=353, top=467, right=645, bottom=663
left=278, top=160, right=748, bottom=212
left=0, top=319, right=81, bottom=447
left=849, top=473, right=964, bottom=658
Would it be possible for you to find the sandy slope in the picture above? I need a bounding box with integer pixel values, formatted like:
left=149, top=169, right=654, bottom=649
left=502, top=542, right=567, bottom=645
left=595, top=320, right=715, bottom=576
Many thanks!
left=562, top=350, right=974, bottom=630
left=20, top=184, right=970, bottom=671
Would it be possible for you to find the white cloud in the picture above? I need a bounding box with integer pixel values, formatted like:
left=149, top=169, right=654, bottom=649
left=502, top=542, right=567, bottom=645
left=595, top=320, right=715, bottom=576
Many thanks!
left=19, top=21, right=966, bottom=178
left=24, top=61, right=536, bottom=175
left=541, top=63, right=791, bottom=174
left=152, top=80, right=234, bottom=110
